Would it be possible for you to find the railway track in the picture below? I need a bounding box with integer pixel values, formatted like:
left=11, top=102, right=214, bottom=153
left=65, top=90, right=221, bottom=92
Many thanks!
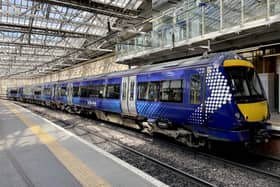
left=193, top=149, right=280, bottom=180
left=70, top=115, right=280, bottom=181
left=73, top=124, right=217, bottom=187
left=15, top=102, right=216, bottom=187
left=72, top=113, right=280, bottom=181
left=16, top=102, right=280, bottom=186
left=58, top=121, right=280, bottom=185
left=77, top=119, right=280, bottom=181
left=253, top=152, right=280, bottom=162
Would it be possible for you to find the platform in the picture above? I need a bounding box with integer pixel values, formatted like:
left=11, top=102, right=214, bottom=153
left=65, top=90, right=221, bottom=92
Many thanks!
left=269, top=113, right=280, bottom=132
left=0, top=100, right=167, bottom=187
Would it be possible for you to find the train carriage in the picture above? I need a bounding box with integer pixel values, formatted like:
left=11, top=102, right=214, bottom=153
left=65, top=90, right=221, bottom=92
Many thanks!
left=39, top=83, right=55, bottom=106
left=9, top=52, right=271, bottom=147
left=7, top=87, right=19, bottom=100
left=22, top=85, right=34, bottom=102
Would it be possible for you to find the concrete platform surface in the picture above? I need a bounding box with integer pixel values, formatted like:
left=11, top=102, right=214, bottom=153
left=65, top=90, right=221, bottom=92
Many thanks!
left=269, top=112, right=280, bottom=131
left=0, top=100, right=167, bottom=187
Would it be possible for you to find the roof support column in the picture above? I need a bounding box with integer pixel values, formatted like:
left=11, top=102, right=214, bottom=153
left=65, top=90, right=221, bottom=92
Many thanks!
left=219, top=0, right=223, bottom=31
left=241, top=0, right=244, bottom=26
left=186, top=1, right=189, bottom=40
left=201, top=3, right=205, bottom=36
left=267, top=0, right=271, bottom=19
left=172, top=11, right=176, bottom=47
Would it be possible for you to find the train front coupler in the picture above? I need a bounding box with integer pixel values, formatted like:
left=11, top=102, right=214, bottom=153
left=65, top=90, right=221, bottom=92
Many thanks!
left=244, top=122, right=271, bottom=148
left=253, top=128, right=271, bottom=143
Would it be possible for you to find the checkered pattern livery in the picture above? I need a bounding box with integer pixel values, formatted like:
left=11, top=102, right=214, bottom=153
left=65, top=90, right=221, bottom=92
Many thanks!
left=137, top=102, right=167, bottom=118
left=189, top=67, right=232, bottom=125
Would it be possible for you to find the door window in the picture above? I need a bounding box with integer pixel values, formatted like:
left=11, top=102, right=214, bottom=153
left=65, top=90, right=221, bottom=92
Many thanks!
left=130, top=81, right=135, bottom=101
left=122, top=82, right=127, bottom=100
left=190, top=75, right=201, bottom=104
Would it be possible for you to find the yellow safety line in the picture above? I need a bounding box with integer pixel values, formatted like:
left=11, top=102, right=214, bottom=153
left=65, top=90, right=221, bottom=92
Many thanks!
left=2, top=101, right=111, bottom=187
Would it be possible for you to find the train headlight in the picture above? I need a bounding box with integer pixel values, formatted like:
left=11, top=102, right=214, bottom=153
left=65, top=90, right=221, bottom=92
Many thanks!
left=234, top=112, right=241, bottom=120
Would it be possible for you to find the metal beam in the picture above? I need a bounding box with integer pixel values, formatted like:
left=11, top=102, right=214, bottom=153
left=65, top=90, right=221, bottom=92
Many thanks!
left=53, top=63, right=73, bottom=67
left=0, top=26, right=89, bottom=38
left=0, top=41, right=111, bottom=52
left=0, top=9, right=144, bottom=37
left=0, top=66, right=33, bottom=69
left=0, top=22, right=103, bottom=38
left=0, top=51, right=64, bottom=57
left=0, top=52, right=90, bottom=59
left=0, top=31, right=118, bottom=78
left=0, top=59, right=49, bottom=63
left=34, top=0, right=141, bottom=19
left=0, top=57, right=89, bottom=63
left=0, top=63, right=42, bottom=67
left=0, top=9, right=108, bottom=31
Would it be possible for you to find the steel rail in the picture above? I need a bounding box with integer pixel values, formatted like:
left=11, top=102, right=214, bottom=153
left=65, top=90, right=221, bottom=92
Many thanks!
left=14, top=101, right=280, bottom=183
left=70, top=124, right=218, bottom=187
left=15, top=102, right=217, bottom=187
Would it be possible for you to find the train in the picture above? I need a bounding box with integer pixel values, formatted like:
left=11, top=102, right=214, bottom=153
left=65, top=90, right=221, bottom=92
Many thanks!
left=7, top=52, right=271, bottom=147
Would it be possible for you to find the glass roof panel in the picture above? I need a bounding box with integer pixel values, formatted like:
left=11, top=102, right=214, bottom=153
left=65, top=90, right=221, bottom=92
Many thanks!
left=0, top=0, right=145, bottom=78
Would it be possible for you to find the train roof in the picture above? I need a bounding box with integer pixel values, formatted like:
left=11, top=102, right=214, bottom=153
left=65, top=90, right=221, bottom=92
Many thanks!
left=15, top=52, right=240, bottom=87
left=66, top=52, right=238, bottom=83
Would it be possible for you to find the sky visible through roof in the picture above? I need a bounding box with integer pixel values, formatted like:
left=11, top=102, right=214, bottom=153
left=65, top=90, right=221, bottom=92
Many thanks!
left=0, top=0, right=143, bottom=78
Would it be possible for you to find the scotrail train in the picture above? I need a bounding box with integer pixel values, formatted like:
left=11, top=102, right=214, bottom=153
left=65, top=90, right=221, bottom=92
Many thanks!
left=8, top=52, right=271, bottom=147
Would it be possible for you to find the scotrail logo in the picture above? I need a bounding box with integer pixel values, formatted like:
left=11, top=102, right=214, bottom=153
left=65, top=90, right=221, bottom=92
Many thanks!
left=87, top=101, right=97, bottom=106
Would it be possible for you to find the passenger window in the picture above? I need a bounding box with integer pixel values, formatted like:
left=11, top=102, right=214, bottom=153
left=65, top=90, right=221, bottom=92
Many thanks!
left=79, top=86, right=88, bottom=97
left=137, top=82, right=148, bottom=100
left=106, top=84, right=120, bottom=99
left=79, top=85, right=104, bottom=98
left=170, top=80, right=183, bottom=102
left=60, top=87, right=67, bottom=96
left=43, top=88, right=51, bottom=96
left=98, top=85, right=105, bottom=98
left=73, top=87, right=79, bottom=97
left=10, top=90, right=17, bottom=94
left=147, top=82, right=160, bottom=101
left=160, top=80, right=183, bottom=102
left=88, top=87, right=93, bottom=97
left=139, top=81, right=183, bottom=102
left=34, top=91, right=41, bottom=95
left=190, top=75, right=201, bottom=104
left=160, top=81, right=170, bottom=101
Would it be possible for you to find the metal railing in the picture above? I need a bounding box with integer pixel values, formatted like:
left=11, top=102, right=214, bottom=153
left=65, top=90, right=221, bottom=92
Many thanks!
left=116, top=0, right=280, bottom=61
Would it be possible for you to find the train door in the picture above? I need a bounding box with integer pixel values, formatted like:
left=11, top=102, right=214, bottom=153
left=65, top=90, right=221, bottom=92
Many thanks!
left=67, top=83, right=73, bottom=105
left=121, top=76, right=137, bottom=116
left=189, top=69, right=206, bottom=125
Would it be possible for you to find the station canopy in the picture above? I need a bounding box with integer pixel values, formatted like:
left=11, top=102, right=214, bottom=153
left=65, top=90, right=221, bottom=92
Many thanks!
left=0, top=0, right=145, bottom=78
